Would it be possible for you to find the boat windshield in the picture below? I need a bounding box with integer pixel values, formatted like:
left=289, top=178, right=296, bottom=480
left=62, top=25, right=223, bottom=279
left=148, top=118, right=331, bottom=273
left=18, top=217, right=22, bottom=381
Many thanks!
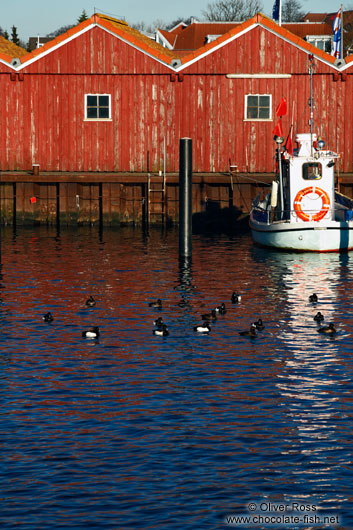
left=302, top=162, right=322, bottom=180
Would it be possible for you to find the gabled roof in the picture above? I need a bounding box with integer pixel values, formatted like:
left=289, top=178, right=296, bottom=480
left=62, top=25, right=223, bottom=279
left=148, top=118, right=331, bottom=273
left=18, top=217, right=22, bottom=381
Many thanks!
left=0, top=36, right=27, bottom=63
left=16, top=13, right=183, bottom=68
left=166, top=22, right=187, bottom=34
left=157, top=28, right=179, bottom=48
left=2, top=12, right=345, bottom=72
left=177, top=13, right=337, bottom=67
left=165, top=22, right=242, bottom=51
left=161, top=18, right=333, bottom=51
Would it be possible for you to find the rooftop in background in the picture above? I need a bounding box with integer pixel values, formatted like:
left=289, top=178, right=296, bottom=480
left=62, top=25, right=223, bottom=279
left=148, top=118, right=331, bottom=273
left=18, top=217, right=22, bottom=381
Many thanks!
left=0, top=36, right=27, bottom=61
left=156, top=12, right=353, bottom=56
left=301, top=11, right=353, bottom=55
left=28, top=37, right=52, bottom=52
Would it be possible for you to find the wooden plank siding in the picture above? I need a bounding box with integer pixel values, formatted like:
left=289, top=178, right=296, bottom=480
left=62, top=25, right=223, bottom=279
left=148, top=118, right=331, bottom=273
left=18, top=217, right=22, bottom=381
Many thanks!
left=1, top=22, right=353, bottom=188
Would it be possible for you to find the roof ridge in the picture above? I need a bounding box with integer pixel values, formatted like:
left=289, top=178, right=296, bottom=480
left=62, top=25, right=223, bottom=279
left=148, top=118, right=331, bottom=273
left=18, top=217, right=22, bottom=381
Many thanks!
left=4, top=11, right=342, bottom=70
left=178, top=13, right=337, bottom=66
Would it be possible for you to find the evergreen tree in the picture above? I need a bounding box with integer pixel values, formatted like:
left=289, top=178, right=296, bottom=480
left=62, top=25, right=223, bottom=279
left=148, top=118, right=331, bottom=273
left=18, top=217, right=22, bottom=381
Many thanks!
left=4, top=30, right=9, bottom=40
left=77, top=9, right=88, bottom=23
left=11, top=25, right=20, bottom=46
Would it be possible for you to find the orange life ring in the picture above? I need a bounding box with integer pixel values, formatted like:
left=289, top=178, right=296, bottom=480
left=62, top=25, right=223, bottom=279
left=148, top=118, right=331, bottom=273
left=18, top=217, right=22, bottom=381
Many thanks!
left=294, top=186, right=330, bottom=222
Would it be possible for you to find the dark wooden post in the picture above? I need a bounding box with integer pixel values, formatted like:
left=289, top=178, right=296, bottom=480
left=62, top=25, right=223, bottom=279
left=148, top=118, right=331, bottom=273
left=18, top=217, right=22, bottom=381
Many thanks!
left=179, top=138, right=192, bottom=257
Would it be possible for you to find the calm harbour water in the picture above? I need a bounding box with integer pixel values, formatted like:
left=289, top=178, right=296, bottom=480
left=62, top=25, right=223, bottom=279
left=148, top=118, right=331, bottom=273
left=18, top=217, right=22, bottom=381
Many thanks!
left=1, top=226, right=353, bottom=530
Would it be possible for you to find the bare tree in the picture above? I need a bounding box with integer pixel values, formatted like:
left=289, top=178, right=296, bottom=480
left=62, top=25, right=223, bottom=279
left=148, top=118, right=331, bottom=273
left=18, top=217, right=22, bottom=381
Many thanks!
left=46, top=25, right=74, bottom=39
left=202, top=0, right=263, bottom=21
left=165, top=17, right=194, bottom=30
left=282, top=0, right=305, bottom=22
left=131, top=19, right=168, bottom=33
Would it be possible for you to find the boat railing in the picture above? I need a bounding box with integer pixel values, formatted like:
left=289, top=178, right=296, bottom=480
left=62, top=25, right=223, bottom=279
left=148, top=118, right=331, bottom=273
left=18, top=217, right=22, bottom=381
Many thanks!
left=253, top=205, right=353, bottom=224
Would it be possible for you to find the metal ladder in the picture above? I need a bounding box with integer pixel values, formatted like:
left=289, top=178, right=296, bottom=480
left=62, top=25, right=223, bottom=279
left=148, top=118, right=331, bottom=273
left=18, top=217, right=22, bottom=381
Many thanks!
left=147, top=173, right=167, bottom=225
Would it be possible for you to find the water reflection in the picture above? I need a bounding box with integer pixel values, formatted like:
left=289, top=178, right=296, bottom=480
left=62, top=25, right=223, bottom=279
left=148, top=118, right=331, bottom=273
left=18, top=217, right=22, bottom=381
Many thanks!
left=1, top=228, right=353, bottom=529
left=250, top=250, right=353, bottom=517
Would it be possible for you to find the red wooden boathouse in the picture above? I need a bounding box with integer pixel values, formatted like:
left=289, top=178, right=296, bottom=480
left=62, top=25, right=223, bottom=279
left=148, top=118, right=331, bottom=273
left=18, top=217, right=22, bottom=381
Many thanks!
left=1, top=13, right=353, bottom=225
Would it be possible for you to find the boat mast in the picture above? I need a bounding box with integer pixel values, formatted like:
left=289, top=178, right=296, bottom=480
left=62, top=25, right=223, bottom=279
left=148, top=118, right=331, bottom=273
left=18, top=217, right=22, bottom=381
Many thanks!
left=309, top=54, right=314, bottom=156
left=275, top=136, right=284, bottom=219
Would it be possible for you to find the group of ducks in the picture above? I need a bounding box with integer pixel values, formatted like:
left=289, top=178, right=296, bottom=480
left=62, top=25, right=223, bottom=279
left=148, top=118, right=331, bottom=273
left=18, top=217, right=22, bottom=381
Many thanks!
left=310, top=293, right=337, bottom=336
left=151, top=292, right=264, bottom=338
left=42, top=295, right=101, bottom=339
left=150, top=291, right=337, bottom=340
left=42, top=292, right=336, bottom=340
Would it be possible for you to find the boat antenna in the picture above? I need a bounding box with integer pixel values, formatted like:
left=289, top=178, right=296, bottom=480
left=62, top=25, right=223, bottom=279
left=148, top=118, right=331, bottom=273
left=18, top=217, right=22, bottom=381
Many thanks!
left=309, top=53, right=314, bottom=156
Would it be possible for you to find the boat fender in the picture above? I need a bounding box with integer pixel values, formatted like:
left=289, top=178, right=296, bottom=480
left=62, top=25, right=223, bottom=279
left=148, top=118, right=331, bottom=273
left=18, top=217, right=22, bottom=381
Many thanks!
left=294, top=186, right=330, bottom=222
left=271, top=181, right=278, bottom=208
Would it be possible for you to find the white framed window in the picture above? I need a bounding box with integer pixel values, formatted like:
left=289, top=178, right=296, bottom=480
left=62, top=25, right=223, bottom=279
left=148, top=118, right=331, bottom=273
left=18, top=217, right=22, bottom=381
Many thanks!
left=244, top=94, right=272, bottom=121
left=205, top=34, right=222, bottom=43
left=306, top=36, right=332, bottom=54
left=85, top=94, right=111, bottom=120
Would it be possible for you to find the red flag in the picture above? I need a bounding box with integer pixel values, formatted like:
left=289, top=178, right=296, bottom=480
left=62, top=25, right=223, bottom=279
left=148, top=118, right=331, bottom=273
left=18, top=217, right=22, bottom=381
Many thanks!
left=285, top=135, right=293, bottom=156
left=30, top=196, right=37, bottom=203
left=272, top=119, right=283, bottom=137
left=276, top=97, right=287, bottom=117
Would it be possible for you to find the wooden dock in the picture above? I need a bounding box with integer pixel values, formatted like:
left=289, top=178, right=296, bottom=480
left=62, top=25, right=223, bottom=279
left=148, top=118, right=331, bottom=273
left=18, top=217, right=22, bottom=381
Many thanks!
left=1, top=171, right=353, bottom=227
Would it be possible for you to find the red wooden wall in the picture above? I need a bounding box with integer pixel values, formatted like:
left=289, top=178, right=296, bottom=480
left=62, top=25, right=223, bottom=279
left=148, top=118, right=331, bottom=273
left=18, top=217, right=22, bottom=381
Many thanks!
left=0, top=24, right=352, bottom=174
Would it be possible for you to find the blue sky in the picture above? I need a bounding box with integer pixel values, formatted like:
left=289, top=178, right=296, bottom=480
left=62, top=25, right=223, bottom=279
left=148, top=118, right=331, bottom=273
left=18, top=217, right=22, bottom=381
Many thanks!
left=1, top=0, right=341, bottom=42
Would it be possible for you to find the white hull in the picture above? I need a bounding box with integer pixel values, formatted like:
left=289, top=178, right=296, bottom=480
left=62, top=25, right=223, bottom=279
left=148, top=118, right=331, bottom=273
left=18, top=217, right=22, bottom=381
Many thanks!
left=250, top=217, right=353, bottom=252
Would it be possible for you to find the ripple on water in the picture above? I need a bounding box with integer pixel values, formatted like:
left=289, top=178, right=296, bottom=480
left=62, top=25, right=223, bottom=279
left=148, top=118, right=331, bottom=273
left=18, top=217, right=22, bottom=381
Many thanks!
left=0, top=227, right=353, bottom=529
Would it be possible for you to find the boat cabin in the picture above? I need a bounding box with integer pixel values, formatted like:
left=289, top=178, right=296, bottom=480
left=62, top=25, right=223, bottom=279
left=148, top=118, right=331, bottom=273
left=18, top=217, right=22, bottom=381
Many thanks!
left=281, top=133, right=338, bottom=223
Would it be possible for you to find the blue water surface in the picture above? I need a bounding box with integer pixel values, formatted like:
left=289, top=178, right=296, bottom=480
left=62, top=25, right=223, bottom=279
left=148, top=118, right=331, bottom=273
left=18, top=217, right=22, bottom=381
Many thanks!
left=1, top=226, right=352, bottom=529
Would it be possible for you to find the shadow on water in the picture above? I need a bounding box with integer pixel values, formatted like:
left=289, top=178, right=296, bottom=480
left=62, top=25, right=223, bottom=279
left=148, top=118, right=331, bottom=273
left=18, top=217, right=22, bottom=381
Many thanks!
left=193, top=202, right=249, bottom=235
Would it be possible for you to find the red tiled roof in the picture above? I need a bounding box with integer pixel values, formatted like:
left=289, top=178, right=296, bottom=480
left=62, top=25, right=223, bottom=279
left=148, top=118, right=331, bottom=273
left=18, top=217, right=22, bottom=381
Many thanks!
left=158, top=29, right=177, bottom=47
left=167, top=23, right=187, bottom=35
left=171, top=22, right=241, bottom=50
left=283, top=22, right=332, bottom=38
left=302, top=13, right=328, bottom=23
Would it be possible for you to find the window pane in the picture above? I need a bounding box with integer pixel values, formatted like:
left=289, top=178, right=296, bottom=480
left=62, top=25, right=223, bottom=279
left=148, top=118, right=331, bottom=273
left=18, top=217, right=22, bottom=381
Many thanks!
left=99, top=107, right=109, bottom=119
left=99, top=95, right=109, bottom=106
left=259, top=107, right=269, bottom=119
left=247, top=107, right=258, bottom=119
left=87, top=95, right=97, bottom=106
left=87, top=107, right=98, bottom=119
left=247, top=95, right=258, bottom=107
left=259, top=95, right=269, bottom=107
left=303, top=163, right=322, bottom=180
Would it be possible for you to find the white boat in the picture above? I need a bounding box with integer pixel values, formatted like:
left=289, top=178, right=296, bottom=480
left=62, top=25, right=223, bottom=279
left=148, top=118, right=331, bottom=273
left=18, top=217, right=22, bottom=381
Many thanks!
left=250, top=60, right=353, bottom=252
